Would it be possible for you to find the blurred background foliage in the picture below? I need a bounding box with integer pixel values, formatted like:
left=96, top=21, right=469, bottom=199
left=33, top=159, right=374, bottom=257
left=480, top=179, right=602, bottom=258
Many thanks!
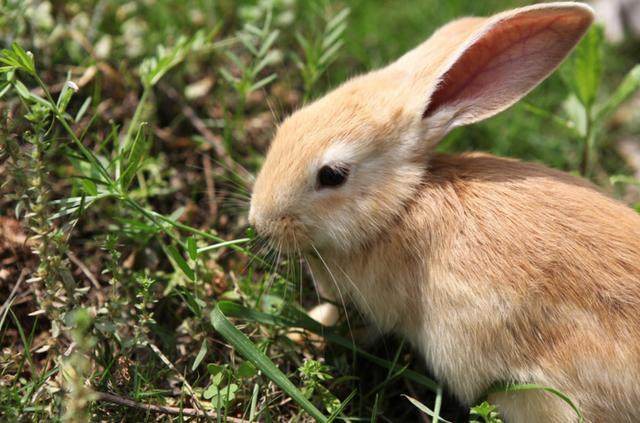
left=0, top=0, right=639, bottom=422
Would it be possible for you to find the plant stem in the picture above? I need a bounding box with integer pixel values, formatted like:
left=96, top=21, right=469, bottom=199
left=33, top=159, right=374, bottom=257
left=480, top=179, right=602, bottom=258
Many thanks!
left=581, top=112, right=595, bottom=178
left=123, top=87, right=151, bottom=151
left=94, top=392, right=250, bottom=422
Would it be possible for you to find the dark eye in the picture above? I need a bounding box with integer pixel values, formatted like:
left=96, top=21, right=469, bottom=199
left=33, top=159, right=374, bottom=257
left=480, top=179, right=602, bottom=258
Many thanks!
left=317, top=164, right=349, bottom=188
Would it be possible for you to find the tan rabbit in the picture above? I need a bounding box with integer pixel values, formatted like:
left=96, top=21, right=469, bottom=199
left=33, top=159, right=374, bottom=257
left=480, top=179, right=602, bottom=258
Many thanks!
left=249, top=2, right=640, bottom=422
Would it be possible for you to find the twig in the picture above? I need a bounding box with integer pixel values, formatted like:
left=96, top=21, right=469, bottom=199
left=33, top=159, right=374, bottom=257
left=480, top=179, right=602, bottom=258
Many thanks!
left=202, top=153, right=218, bottom=221
left=159, top=82, right=235, bottom=171
left=95, top=391, right=250, bottom=422
left=67, top=250, right=105, bottom=307
left=147, top=342, right=212, bottom=419
left=67, top=251, right=101, bottom=290
left=0, top=268, right=29, bottom=318
left=158, top=82, right=256, bottom=194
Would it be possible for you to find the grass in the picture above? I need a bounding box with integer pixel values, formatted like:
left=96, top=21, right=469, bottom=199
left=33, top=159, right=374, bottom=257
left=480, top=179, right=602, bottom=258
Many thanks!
left=1, top=0, right=639, bottom=421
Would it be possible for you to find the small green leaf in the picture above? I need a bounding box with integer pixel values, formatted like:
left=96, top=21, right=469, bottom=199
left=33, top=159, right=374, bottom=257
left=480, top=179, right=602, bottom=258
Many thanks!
left=322, top=22, right=347, bottom=50
left=12, top=80, right=52, bottom=109
left=238, top=33, right=259, bottom=56
left=249, top=383, right=260, bottom=421
left=75, top=96, right=92, bottom=122
left=224, top=51, right=245, bottom=72
left=211, top=371, right=224, bottom=387
left=237, top=361, right=257, bottom=378
left=0, top=83, right=10, bottom=98
left=175, top=287, right=204, bottom=316
left=610, top=175, right=640, bottom=186
left=562, top=94, right=588, bottom=137
left=13, top=80, right=30, bottom=98
left=596, top=64, right=640, bottom=122
left=119, top=123, right=149, bottom=190
left=257, top=30, right=279, bottom=58
left=203, top=384, right=218, bottom=400
left=563, top=25, right=603, bottom=109
left=80, top=179, right=98, bottom=196
left=191, top=340, right=207, bottom=371
left=326, top=8, right=350, bottom=33
left=164, top=244, right=195, bottom=281
left=0, top=54, right=20, bottom=69
left=186, top=237, right=198, bottom=261
left=250, top=73, right=277, bottom=92
left=319, top=40, right=344, bottom=66
left=207, top=363, right=225, bottom=376
left=57, top=81, right=78, bottom=113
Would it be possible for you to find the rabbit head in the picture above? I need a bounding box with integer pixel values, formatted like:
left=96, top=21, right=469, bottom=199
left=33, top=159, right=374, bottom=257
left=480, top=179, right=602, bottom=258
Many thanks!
left=249, top=2, right=593, bottom=254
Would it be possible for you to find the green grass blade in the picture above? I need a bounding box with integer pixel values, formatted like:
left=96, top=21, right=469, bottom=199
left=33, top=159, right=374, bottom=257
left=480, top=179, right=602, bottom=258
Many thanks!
left=403, top=394, right=453, bottom=423
left=210, top=303, right=328, bottom=422
left=433, top=386, right=443, bottom=423
left=249, top=382, right=260, bottom=422
left=327, top=389, right=356, bottom=423
left=197, top=238, right=251, bottom=255
left=216, top=301, right=440, bottom=392
left=484, top=382, right=584, bottom=422
left=163, top=244, right=195, bottom=281
left=191, top=340, right=208, bottom=372
left=595, top=64, right=640, bottom=122
left=119, top=123, right=149, bottom=190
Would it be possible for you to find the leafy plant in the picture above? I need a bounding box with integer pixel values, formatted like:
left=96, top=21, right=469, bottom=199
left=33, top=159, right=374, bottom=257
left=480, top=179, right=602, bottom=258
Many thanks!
left=293, top=5, right=350, bottom=100
left=202, top=365, right=239, bottom=410
left=470, top=401, right=503, bottom=423
left=211, top=303, right=329, bottom=422
left=299, top=359, right=341, bottom=414
left=220, top=8, right=281, bottom=106
left=558, top=26, right=640, bottom=177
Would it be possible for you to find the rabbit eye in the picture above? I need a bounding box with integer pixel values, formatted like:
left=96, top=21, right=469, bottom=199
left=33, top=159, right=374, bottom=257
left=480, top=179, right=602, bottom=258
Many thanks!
left=317, top=164, right=349, bottom=188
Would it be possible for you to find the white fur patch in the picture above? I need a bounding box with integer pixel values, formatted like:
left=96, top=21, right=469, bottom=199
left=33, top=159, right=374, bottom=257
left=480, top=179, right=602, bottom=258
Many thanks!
left=320, top=140, right=363, bottom=166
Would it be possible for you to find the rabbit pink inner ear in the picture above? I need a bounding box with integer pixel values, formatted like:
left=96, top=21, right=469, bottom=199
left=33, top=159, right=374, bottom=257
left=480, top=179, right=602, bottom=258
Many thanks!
left=422, top=4, right=594, bottom=126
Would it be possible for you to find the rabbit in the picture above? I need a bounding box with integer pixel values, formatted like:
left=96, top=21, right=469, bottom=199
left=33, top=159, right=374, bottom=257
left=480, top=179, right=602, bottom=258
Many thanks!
left=249, top=2, right=640, bottom=422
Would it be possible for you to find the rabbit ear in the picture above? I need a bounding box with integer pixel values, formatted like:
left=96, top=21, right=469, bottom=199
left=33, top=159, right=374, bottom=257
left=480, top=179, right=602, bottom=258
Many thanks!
left=398, top=2, right=593, bottom=138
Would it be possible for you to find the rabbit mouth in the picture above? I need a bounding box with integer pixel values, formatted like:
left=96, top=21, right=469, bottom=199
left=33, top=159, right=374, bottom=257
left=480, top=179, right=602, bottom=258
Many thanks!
left=252, top=214, right=311, bottom=255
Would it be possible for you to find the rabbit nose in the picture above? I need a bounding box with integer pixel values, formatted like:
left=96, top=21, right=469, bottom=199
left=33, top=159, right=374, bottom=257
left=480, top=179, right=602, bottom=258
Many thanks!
left=248, top=205, right=261, bottom=230
left=248, top=205, right=272, bottom=236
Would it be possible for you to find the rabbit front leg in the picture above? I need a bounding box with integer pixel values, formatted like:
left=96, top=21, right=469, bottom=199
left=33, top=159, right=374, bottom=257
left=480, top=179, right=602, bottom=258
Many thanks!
left=306, top=256, right=340, bottom=327
left=287, top=257, right=340, bottom=345
left=488, top=390, right=579, bottom=423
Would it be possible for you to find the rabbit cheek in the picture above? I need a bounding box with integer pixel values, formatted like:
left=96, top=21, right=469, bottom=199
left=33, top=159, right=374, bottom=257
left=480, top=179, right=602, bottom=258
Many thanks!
left=305, top=198, right=352, bottom=249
